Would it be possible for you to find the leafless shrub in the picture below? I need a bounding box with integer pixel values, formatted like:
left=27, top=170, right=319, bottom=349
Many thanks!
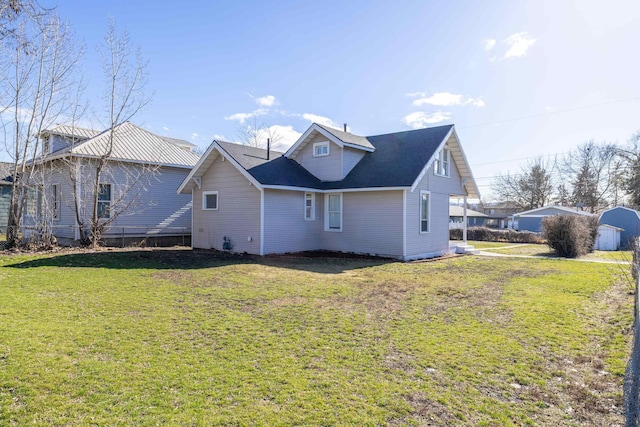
left=542, top=215, right=598, bottom=258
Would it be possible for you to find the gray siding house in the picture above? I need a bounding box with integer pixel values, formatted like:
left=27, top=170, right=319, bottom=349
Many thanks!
left=513, top=205, right=595, bottom=232
left=26, top=122, right=200, bottom=244
left=0, top=162, right=12, bottom=233
left=599, top=206, right=640, bottom=249
left=178, top=123, right=479, bottom=260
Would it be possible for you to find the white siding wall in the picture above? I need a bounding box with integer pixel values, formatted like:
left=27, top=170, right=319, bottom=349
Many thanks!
left=24, top=161, right=77, bottom=239
left=263, top=189, right=323, bottom=254
left=98, top=164, right=193, bottom=236
left=49, top=135, right=71, bottom=154
left=192, top=156, right=261, bottom=253
left=342, top=146, right=366, bottom=178
left=27, top=160, right=193, bottom=241
left=294, top=134, right=342, bottom=181
left=405, top=160, right=465, bottom=258
left=320, top=191, right=404, bottom=257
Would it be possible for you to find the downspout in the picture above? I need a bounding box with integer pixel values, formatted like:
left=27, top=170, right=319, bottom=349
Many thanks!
left=461, top=178, right=469, bottom=245
left=463, top=196, right=468, bottom=245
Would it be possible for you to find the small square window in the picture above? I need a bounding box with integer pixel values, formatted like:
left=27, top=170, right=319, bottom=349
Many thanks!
left=434, top=147, right=450, bottom=177
left=203, top=191, right=218, bottom=210
left=313, top=142, right=329, bottom=157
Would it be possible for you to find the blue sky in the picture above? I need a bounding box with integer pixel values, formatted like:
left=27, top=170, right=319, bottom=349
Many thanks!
left=51, top=0, right=640, bottom=199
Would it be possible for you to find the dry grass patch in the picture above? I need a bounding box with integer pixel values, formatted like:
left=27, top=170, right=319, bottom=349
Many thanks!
left=0, top=250, right=632, bottom=426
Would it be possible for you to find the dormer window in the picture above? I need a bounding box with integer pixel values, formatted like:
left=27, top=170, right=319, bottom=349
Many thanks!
left=434, top=147, right=450, bottom=177
left=313, top=141, right=330, bottom=157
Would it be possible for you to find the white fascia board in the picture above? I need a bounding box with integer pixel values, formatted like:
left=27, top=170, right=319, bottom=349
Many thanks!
left=177, top=139, right=220, bottom=194
left=214, top=143, right=263, bottom=189
left=284, top=123, right=345, bottom=158
left=410, top=126, right=454, bottom=193
left=451, top=127, right=480, bottom=199
left=342, top=141, right=375, bottom=152
left=260, top=185, right=408, bottom=193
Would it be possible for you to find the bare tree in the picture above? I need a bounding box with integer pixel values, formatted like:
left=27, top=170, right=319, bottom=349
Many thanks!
left=237, top=115, right=281, bottom=149
left=619, top=131, right=640, bottom=209
left=492, top=157, right=555, bottom=210
left=68, top=18, right=152, bottom=247
left=0, top=12, right=82, bottom=246
left=562, top=141, right=618, bottom=212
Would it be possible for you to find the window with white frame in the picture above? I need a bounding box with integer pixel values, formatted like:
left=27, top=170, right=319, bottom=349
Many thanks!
left=313, top=141, right=330, bottom=157
left=420, top=191, right=430, bottom=233
left=97, top=183, right=111, bottom=219
left=51, top=183, right=60, bottom=220
left=202, top=191, right=218, bottom=210
left=304, top=193, right=315, bottom=220
left=25, top=186, right=42, bottom=218
left=434, top=147, right=450, bottom=177
left=325, top=193, right=342, bottom=231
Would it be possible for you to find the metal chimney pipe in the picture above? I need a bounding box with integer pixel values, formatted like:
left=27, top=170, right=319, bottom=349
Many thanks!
left=343, top=123, right=347, bottom=132
left=267, top=138, right=270, bottom=160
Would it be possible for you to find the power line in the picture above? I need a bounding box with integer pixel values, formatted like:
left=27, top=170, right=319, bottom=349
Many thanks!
left=457, top=96, right=640, bottom=131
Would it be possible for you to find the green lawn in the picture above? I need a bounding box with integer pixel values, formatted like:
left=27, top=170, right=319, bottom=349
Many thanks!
left=0, top=249, right=632, bottom=426
left=482, top=242, right=633, bottom=262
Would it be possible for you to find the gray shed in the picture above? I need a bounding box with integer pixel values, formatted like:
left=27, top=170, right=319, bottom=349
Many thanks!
left=595, top=224, right=623, bottom=251
left=599, top=206, right=640, bottom=249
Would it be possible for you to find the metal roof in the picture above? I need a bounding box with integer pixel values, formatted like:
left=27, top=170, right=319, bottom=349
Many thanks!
left=42, top=124, right=100, bottom=140
left=68, top=122, right=200, bottom=168
left=449, top=206, right=488, bottom=217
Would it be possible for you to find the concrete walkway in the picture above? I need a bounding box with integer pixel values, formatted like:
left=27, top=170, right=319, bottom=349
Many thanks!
left=475, top=250, right=632, bottom=265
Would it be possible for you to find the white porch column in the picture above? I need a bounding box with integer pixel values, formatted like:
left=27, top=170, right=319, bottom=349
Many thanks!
left=463, top=196, right=468, bottom=245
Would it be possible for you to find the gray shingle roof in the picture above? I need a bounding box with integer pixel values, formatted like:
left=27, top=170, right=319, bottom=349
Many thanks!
left=66, top=122, right=200, bottom=168
left=315, top=124, right=375, bottom=150
left=0, top=162, right=13, bottom=184
left=216, top=125, right=457, bottom=190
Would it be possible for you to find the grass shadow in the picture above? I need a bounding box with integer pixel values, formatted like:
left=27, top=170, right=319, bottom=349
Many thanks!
left=4, top=248, right=394, bottom=274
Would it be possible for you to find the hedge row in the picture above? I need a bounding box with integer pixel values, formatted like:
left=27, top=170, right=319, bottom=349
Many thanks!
left=449, top=227, right=544, bottom=244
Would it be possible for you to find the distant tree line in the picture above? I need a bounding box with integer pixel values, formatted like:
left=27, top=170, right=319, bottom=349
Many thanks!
left=492, top=133, right=640, bottom=212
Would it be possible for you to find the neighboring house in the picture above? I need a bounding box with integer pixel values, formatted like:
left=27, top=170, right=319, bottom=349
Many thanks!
left=0, top=162, right=13, bottom=233
left=595, top=224, right=623, bottom=251
left=26, top=122, right=200, bottom=245
left=599, top=206, right=640, bottom=249
left=178, top=123, right=480, bottom=260
left=481, top=201, right=519, bottom=229
left=449, top=205, right=487, bottom=228
left=512, top=205, right=595, bottom=232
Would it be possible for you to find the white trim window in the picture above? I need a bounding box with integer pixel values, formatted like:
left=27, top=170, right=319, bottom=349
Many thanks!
left=97, top=183, right=112, bottom=219
left=420, top=191, right=430, bottom=233
left=51, top=183, right=60, bottom=220
left=202, top=191, right=219, bottom=210
left=434, top=147, right=450, bottom=177
left=304, top=192, right=315, bottom=221
left=325, top=193, right=342, bottom=231
left=313, top=141, right=330, bottom=157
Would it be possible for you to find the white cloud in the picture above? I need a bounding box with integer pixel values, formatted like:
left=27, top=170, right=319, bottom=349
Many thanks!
left=213, top=133, right=226, bottom=140
left=162, top=126, right=170, bottom=131
left=224, top=108, right=268, bottom=123
left=267, top=125, right=302, bottom=151
left=403, top=111, right=451, bottom=129
left=411, top=92, right=485, bottom=108
left=483, top=38, right=496, bottom=51
left=301, top=113, right=340, bottom=130
left=190, top=133, right=199, bottom=139
left=503, top=32, right=536, bottom=58
left=255, top=95, right=278, bottom=107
